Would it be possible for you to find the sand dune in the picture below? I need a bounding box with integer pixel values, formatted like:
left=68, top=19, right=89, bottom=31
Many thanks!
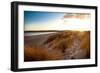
left=24, top=31, right=90, bottom=62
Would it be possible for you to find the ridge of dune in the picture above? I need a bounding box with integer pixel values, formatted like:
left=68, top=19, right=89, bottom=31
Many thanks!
left=24, top=31, right=90, bottom=61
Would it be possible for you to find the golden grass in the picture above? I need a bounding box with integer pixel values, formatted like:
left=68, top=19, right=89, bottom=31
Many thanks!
left=24, top=31, right=90, bottom=61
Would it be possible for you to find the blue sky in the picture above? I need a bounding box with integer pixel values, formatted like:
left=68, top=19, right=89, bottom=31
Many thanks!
left=24, top=11, right=65, bottom=25
left=24, top=11, right=90, bottom=31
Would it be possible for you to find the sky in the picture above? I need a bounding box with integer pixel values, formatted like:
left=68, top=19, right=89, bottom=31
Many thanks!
left=24, top=11, right=90, bottom=31
left=24, top=11, right=64, bottom=25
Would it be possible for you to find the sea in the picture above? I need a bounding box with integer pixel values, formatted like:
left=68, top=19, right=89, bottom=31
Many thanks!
left=24, top=31, right=58, bottom=36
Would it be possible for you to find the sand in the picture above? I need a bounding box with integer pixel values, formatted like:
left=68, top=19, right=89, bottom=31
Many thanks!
left=24, top=31, right=90, bottom=62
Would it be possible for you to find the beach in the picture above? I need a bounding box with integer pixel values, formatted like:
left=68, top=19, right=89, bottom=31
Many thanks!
left=24, top=31, right=90, bottom=62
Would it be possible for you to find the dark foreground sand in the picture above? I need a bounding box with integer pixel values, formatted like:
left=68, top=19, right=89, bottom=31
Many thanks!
left=24, top=31, right=90, bottom=62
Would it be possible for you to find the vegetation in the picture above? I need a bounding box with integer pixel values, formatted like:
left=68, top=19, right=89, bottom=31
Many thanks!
left=24, top=31, right=90, bottom=61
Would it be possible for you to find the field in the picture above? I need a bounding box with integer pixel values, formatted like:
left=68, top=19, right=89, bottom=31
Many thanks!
left=24, top=31, right=90, bottom=62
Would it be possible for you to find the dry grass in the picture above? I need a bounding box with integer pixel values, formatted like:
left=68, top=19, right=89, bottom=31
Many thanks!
left=24, top=31, right=90, bottom=61
left=24, top=45, right=64, bottom=61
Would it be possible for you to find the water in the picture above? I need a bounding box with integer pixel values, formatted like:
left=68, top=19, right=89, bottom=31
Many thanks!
left=24, top=32, right=57, bottom=36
